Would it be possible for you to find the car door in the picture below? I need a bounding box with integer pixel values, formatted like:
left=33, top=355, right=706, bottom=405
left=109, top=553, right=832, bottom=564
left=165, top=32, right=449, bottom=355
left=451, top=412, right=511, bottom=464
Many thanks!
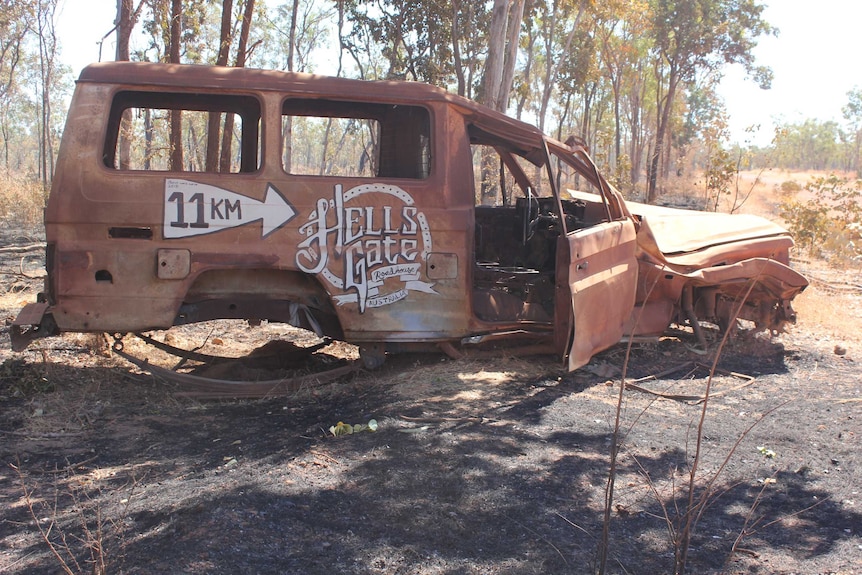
left=561, top=219, right=638, bottom=370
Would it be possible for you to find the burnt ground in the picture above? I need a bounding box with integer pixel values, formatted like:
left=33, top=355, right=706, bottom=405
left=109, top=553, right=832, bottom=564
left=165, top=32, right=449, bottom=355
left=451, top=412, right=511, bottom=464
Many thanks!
left=0, top=229, right=860, bottom=575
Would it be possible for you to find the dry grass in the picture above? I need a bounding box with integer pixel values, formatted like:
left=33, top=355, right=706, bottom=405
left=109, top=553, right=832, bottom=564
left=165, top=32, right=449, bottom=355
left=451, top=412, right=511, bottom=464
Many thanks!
left=646, top=168, right=861, bottom=364
left=708, top=169, right=862, bottom=346
left=0, top=171, right=47, bottom=229
left=792, top=285, right=862, bottom=345
left=729, top=168, right=859, bottom=217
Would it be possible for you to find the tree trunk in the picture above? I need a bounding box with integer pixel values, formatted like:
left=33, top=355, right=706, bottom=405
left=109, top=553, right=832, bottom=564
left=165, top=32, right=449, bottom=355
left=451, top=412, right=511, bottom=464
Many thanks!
left=282, top=0, right=299, bottom=172
left=499, top=0, right=525, bottom=109
left=629, top=95, right=641, bottom=186
left=479, top=0, right=508, bottom=111
left=37, top=0, right=59, bottom=189
left=479, top=0, right=526, bottom=203
left=220, top=0, right=256, bottom=172
left=286, top=0, right=299, bottom=71
left=537, top=1, right=583, bottom=132
left=515, top=22, right=536, bottom=120
left=144, top=107, right=153, bottom=170
left=168, top=0, right=183, bottom=171
left=451, top=0, right=466, bottom=97
left=115, top=0, right=142, bottom=60
left=206, top=0, right=233, bottom=172
left=116, top=0, right=143, bottom=169
left=612, top=75, right=621, bottom=167
left=647, top=71, right=678, bottom=204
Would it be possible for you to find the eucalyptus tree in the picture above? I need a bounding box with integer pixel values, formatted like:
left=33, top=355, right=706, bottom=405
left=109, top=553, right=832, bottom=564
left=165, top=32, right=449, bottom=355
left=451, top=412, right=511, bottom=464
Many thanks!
left=0, top=0, right=35, bottom=170
left=645, top=0, right=775, bottom=203
left=537, top=0, right=586, bottom=132
left=842, top=87, right=862, bottom=175
left=340, top=0, right=455, bottom=85
left=591, top=0, right=649, bottom=171
left=773, top=119, right=840, bottom=171
left=262, top=0, right=334, bottom=73
left=478, top=0, right=525, bottom=111
left=450, top=0, right=490, bottom=98
left=0, top=0, right=34, bottom=98
left=259, top=0, right=335, bottom=172
left=138, top=0, right=212, bottom=63
left=36, top=0, right=61, bottom=186
left=114, top=0, right=145, bottom=169
left=203, top=0, right=233, bottom=171
left=218, top=0, right=257, bottom=171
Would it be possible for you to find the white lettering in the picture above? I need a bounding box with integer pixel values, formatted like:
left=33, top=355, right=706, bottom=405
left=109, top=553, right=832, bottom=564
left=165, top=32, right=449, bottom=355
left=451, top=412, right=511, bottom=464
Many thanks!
left=295, top=183, right=437, bottom=313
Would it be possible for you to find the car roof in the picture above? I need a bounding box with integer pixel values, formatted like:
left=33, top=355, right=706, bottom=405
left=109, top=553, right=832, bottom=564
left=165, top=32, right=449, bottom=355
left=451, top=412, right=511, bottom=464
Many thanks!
left=79, top=61, right=551, bottom=157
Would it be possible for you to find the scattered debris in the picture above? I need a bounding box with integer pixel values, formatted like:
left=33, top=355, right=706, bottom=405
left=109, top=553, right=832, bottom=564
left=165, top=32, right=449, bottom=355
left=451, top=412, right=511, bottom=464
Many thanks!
left=329, top=419, right=378, bottom=437
left=757, top=446, right=777, bottom=459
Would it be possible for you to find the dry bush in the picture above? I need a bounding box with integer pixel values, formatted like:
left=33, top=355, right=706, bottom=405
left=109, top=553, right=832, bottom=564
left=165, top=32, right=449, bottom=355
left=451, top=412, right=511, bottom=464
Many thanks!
left=0, top=171, right=47, bottom=228
left=779, top=180, right=802, bottom=194
left=12, top=457, right=139, bottom=575
left=779, top=175, right=862, bottom=262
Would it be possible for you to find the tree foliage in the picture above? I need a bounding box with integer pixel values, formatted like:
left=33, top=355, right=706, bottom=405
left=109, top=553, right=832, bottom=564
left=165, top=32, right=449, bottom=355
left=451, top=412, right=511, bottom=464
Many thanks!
left=0, top=0, right=66, bottom=183
left=772, top=119, right=841, bottom=171
left=5, top=0, right=856, bottom=207
left=842, top=87, right=862, bottom=176
left=645, top=0, right=775, bottom=201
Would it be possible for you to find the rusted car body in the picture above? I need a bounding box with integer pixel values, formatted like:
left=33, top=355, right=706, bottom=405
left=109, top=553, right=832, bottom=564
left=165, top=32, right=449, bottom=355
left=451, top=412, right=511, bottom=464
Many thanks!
left=11, top=62, right=808, bottom=370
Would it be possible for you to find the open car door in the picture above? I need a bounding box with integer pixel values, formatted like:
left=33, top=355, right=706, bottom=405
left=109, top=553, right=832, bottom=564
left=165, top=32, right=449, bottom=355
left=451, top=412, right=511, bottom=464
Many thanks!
left=562, top=220, right=638, bottom=370
left=546, top=140, right=639, bottom=371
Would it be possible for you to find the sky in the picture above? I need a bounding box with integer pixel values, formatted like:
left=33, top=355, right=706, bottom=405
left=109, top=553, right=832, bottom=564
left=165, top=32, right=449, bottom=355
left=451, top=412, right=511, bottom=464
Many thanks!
left=55, top=0, right=862, bottom=147
left=715, top=0, right=862, bottom=146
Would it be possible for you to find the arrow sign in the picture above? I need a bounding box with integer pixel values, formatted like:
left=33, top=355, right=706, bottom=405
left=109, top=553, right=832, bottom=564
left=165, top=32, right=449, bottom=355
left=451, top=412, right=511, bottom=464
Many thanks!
left=163, top=179, right=297, bottom=239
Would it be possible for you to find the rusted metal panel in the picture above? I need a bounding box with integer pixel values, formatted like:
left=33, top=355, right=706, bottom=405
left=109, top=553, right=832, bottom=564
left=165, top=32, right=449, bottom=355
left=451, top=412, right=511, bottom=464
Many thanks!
left=12, top=302, right=49, bottom=326
left=157, top=249, right=191, bottom=280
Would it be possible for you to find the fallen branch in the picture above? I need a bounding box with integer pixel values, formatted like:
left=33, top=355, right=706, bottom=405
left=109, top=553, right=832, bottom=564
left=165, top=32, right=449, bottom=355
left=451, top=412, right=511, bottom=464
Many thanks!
left=622, top=362, right=756, bottom=403
left=0, top=430, right=85, bottom=439
left=0, top=243, right=45, bottom=254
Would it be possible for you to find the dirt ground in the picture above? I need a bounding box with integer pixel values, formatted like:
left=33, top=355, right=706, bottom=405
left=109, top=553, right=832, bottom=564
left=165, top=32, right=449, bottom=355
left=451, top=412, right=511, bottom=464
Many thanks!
left=1, top=223, right=861, bottom=575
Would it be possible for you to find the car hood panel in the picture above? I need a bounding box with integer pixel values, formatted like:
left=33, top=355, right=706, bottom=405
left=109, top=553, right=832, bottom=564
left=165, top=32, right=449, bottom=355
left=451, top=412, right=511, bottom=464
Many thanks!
left=627, top=200, right=790, bottom=255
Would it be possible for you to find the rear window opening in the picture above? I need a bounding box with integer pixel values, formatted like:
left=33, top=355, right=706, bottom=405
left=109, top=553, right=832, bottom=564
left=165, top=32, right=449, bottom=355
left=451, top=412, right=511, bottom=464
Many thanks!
left=281, top=99, right=431, bottom=179
left=103, top=91, right=262, bottom=173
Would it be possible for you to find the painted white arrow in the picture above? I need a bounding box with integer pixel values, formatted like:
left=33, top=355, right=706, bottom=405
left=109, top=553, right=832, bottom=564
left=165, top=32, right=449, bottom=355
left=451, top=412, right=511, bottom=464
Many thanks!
left=163, top=179, right=297, bottom=239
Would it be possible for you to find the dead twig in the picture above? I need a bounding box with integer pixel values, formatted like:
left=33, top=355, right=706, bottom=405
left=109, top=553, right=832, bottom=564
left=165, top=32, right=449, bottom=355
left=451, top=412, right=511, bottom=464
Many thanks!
left=44, top=454, right=100, bottom=475
left=12, top=460, right=79, bottom=575
left=555, top=512, right=632, bottom=575
left=19, top=255, right=46, bottom=278
left=309, top=449, right=340, bottom=465
left=623, top=363, right=756, bottom=404
left=676, top=267, right=776, bottom=574
left=598, top=265, right=664, bottom=575
left=504, top=513, right=569, bottom=568
left=623, top=382, right=703, bottom=402
left=728, top=492, right=830, bottom=564
left=628, top=361, right=696, bottom=384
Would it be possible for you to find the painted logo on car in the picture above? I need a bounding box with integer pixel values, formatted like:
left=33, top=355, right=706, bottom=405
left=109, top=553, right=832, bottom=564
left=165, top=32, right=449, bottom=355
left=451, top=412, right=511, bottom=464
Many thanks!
left=296, top=183, right=437, bottom=312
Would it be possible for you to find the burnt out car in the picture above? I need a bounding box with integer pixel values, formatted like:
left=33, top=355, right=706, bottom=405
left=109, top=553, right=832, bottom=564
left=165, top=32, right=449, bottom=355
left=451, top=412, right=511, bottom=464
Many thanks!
left=11, top=62, right=807, bottom=372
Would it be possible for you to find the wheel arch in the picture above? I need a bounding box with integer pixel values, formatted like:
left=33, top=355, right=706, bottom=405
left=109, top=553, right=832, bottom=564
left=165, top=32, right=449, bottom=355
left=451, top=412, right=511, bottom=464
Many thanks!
left=176, top=268, right=344, bottom=338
